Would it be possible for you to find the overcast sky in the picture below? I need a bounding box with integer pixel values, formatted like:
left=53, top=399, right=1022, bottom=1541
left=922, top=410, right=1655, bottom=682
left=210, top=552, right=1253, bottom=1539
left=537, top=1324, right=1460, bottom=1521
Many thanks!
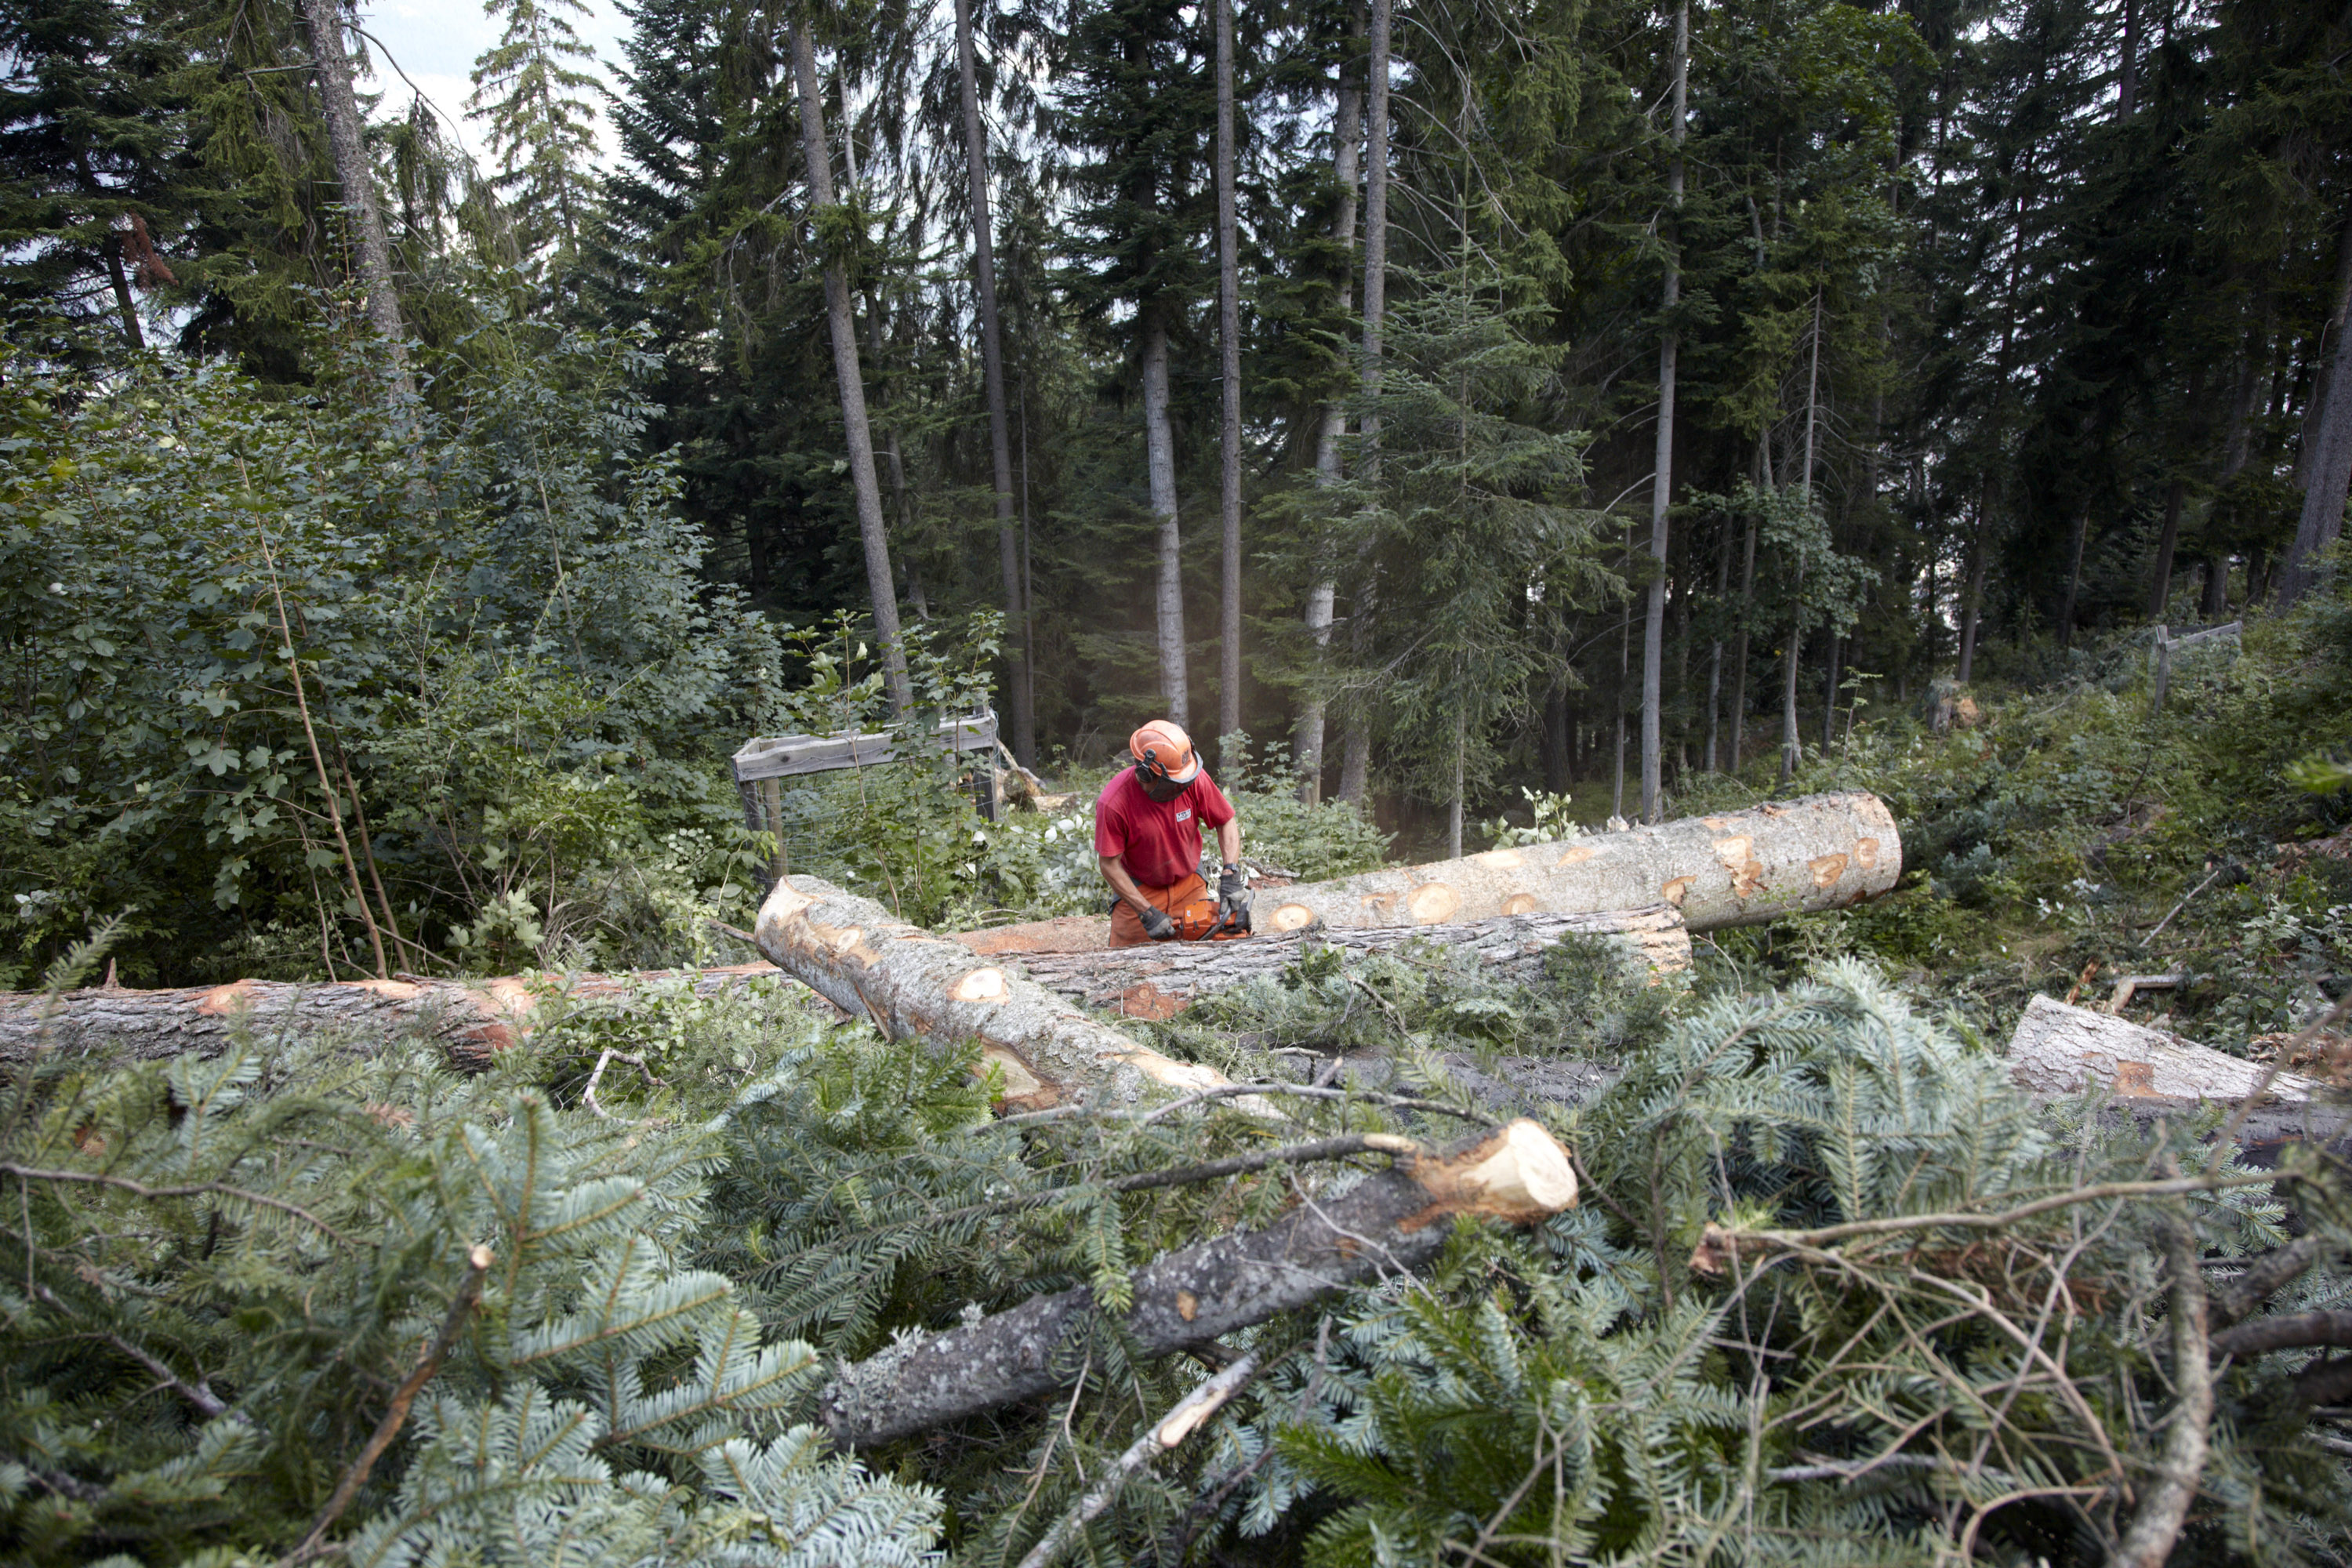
left=355, top=0, right=632, bottom=167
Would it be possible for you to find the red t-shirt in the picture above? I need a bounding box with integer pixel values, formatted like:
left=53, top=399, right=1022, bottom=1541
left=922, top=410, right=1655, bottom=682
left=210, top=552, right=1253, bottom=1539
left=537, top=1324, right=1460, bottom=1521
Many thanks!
left=1094, top=766, right=1236, bottom=889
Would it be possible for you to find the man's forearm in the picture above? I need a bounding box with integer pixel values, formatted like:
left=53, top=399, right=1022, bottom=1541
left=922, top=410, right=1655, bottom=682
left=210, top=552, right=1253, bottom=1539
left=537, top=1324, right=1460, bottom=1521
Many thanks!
left=1098, top=855, right=1154, bottom=913
left=1216, top=820, right=1242, bottom=866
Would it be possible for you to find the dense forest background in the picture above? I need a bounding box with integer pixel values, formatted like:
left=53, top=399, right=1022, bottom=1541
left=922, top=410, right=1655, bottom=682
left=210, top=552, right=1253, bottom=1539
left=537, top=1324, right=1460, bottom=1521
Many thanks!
left=11, top=1, right=2352, bottom=1563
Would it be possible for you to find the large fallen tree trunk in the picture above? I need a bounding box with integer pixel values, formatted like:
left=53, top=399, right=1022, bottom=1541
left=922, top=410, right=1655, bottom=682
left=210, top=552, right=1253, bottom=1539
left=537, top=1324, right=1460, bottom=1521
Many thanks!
left=753, top=875, right=1240, bottom=1110
left=0, top=964, right=804, bottom=1070
left=2004, top=995, right=2350, bottom=1152
left=1257, top=791, right=1900, bottom=937
left=815, top=1118, right=1575, bottom=1448
left=1011, top=906, right=1689, bottom=1020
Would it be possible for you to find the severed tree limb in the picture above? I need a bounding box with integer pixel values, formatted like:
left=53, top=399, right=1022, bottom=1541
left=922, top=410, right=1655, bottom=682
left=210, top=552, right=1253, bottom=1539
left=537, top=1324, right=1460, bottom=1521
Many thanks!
left=284, top=1245, right=493, bottom=1566
left=2108, top=1213, right=2212, bottom=1568
left=817, top=1120, right=1575, bottom=1449
left=2209, top=1236, right=2331, bottom=1330
left=1014, top=1348, right=1268, bottom=1568
left=1689, top=1170, right=2285, bottom=1273
left=2209, top=1310, right=2352, bottom=1361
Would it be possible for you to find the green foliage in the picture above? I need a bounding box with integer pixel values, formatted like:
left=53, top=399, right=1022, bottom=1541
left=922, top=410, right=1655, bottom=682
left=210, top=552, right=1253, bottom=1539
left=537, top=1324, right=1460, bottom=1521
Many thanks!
left=0, top=1000, right=941, bottom=1564
left=0, top=325, right=781, bottom=985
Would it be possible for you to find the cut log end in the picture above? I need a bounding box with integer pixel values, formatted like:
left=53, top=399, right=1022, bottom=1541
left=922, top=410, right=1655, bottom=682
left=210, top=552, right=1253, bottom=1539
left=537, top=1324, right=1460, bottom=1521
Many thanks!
left=1407, top=1118, right=1577, bottom=1226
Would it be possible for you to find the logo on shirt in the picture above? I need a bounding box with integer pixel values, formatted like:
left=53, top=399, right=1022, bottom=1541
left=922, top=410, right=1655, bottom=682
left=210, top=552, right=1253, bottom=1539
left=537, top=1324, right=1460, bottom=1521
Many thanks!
left=1174, top=808, right=1192, bottom=821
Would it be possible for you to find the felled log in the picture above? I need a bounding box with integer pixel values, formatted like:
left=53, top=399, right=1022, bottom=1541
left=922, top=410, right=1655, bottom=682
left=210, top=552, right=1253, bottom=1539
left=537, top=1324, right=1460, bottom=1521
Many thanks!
left=815, top=1119, right=1576, bottom=1448
left=753, top=875, right=1237, bottom=1110
left=0, top=964, right=808, bottom=1071
left=1255, top=792, right=1900, bottom=938
left=2004, top=995, right=2350, bottom=1150
left=1010, top=906, right=1690, bottom=1021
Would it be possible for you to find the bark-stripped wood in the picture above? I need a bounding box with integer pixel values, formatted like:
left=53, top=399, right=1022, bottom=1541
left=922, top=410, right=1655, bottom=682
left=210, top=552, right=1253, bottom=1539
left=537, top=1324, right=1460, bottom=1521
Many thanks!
left=2004, top=996, right=2350, bottom=1149
left=1010, top=906, right=1690, bottom=1020
left=816, top=1119, right=1574, bottom=1448
left=0, top=964, right=808, bottom=1071
left=1254, top=792, right=1900, bottom=938
left=754, top=875, right=1237, bottom=1110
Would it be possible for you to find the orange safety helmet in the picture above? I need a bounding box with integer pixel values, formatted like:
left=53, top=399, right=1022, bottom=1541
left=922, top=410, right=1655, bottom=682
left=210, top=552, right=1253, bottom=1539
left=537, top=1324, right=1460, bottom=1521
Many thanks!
left=1129, top=720, right=1201, bottom=785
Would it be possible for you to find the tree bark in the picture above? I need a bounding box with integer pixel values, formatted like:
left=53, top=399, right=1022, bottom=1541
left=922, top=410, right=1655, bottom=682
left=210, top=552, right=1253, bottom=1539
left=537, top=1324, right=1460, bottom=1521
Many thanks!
left=2147, top=478, right=2185, bottom=616
left=790, top=9, right=913, bottom=716
left=1294, top=16, right=1363, bottom=800
left=2059, top=510, right=2087, bottom=647
left=0, top=964, right=807, bottom=1072
left=756, top=875, right=1235, bottom=1111
left=1214, top=0, right=1243, bottom=752
left=1360, top=0, right=1389, bottom=474
left=1641, top=0, right=1687, bottom=825
left=2003, top=996, right=2350, bottom=1151
left=1705, top=515, right=1730, bottom=771
left=1258, top=791, right=1900, bottom=937
left=815, top=1119, right=1576, bottom=1449
left=296, top=0, right=411, bottom=397
left=1730, top=508, right=1757, bottom=769
left=1009, top=906, right=1690, bottom=1019
left=2279, top=278, right=2352, bottom=605
left=955, top=0, right=1033, bottom=765
left=1142, top=310, right=1191, bottom=724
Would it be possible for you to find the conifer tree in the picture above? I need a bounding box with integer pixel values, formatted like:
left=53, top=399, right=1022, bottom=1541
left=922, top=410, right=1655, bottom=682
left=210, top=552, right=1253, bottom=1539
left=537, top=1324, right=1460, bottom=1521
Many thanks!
left=468, top=0, right=604, bottom=270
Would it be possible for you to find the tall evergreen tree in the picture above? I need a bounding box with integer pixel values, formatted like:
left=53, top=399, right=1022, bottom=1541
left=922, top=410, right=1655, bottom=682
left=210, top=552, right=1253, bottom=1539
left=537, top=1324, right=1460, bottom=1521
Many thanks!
left=468, top=0, right=604, bottom=269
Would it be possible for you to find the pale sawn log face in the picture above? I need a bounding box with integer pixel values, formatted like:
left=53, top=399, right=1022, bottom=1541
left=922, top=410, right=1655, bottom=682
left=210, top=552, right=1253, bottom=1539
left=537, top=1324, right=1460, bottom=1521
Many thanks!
left=753, top=875, right=1236, bottom=1111
left=1257, top=791, right=1900, bottom=937
left=816, top=1118, right=1575, bottom=1449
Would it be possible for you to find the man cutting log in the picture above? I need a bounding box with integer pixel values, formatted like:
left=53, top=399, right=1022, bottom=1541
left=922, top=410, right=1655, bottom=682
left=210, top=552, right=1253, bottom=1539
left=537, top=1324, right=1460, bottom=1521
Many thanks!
left=1097, top=720, right=1254, bottom=947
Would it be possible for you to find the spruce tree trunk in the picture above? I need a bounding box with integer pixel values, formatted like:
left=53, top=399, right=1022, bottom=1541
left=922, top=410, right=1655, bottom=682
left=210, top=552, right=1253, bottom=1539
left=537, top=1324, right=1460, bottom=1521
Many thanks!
left=2059, top=510, right=2087, bottom=645
left=1957, top=527, right=1987, bottom=683
left=955, top=0, right=1033, bottom=763
left=2280, top=289, right=2352, bottom=606
left=1295, top=13, right=1362, bottom=800
left=1640, top=0, right=1687, bottom=824
left=1332, top=0, right=1389, bottom=807
left=1705, top=514, right=1729, bottom=770
left=1730, top=509, right=1755, bottom=770
left=296, top=0, right=411, bottom=397
left=1214, top=0, right=1243, bottom=751
left=2148, top=478, right=2185, bottom=615
left=1142, top=310, right=1190, bottom=724
left=1782, top=296, right=1821, bottom=783
left=791, top=12, right=912, bottom=715
left=1256, top=790, right=1900, bottom=937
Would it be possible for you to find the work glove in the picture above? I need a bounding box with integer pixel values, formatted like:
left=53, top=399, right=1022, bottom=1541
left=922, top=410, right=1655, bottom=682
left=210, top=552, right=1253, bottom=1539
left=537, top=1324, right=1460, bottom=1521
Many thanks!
left=1138, top=903, right=1177, bottom=941
left=1216, top=864, right=1252, bottom=927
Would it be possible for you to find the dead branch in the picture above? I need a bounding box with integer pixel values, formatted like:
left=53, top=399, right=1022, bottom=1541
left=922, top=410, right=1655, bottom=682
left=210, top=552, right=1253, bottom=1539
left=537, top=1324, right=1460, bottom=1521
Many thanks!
left=2107, top=1214, right=2211, bottom=1568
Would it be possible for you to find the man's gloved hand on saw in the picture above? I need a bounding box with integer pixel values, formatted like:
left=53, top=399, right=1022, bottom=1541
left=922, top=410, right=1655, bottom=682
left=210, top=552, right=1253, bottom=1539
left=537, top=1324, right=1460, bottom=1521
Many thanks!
left=1216, top=863, right=1252, bottom=929
left=1137, top=903, right=1177, bottom=941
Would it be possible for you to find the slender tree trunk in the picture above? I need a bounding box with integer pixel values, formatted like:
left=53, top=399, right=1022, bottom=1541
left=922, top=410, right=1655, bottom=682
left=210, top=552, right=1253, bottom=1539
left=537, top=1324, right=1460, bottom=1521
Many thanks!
left=1361, top=0, right=1389, bottom=470
left=2199, top=556, right=2229, bottom=618
left=1730, top=510, right=1756, bottom=771
left=1640, top=0, right=1688, bottom=825
left=2281, top=267, right=2352, bottom=604
left=955, top=0, right=1033, bottom=763
left=297, top=0, right=411, bottom=397
left=1613, top=583, right=1629, bottom=819
left=1705, top=514, right=1728, bottom=771
left=1142, top=310, right=1189, bottom=724
left=1295, top=14, right=1362, bottom=800
left=2148, top=478, right=2186, bottom=615
left=2059, top=510, right=2087, bottom=645
left=1821, top=633, right=1839, bottom=750
left=1214, top=0, right=1243, bottom=752
left=1958, top=517, right=1987, bottom=684
left=102, top=238, right=143, bottom=350
left=1447, top=687, right=1465, bottom=858
left=2118, top=0, right=2139, bottom=118
left=1333, top=0, right=1389, bottom=807
left=1782, top=293, right=1821, bottom=783
left=837, top=96, right=923, bottom=640
left=790, top=9, right=910, bottom=715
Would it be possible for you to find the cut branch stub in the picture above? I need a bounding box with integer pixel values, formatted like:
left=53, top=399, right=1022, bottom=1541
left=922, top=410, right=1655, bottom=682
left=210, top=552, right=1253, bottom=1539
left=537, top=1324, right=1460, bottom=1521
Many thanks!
left=753, top=875, right=1234, bottom=1111
left=815, top=1118, right=1575, bottom=1449
left=1255, top=792, right=1900, bottom=938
